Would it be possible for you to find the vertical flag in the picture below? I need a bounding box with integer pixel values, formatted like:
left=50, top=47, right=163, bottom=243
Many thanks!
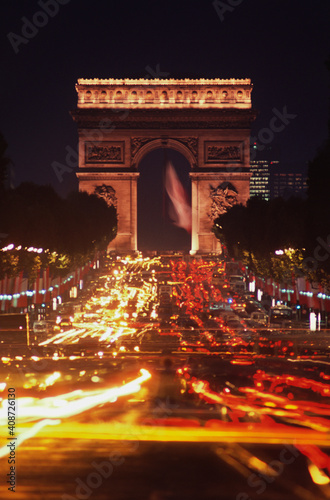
left=164, top=161, right=192, bottom=233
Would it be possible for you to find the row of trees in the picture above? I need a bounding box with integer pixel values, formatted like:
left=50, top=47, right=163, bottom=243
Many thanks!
left=215, top=58, right=330, bottom=286
left=1, top=183, right=117, bottom=255
left=0, top=134, right=117, bottom=280
left=214, top=134, right=330, bottom=287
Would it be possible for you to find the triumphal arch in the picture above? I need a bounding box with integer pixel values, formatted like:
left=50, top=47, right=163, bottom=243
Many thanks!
left=71, top=78, right=256, bottom=253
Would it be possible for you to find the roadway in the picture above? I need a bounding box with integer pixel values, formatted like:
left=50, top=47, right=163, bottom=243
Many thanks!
left=1, top=254, right=330, bottom=499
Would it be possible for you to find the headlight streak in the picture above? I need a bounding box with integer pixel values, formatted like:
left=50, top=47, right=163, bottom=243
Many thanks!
left=39, top=319, right=137, bottom=347
left=5, top=369, right=150, bottom=421
left=99, top=327, right=113, bottom=342
left=0, top=369, right=151, bottom=456
left=0, top=419, right=61, bottom=459
left=308, top=462, right=330, bottom=485
left=40, top=371, right=61, bottom=389
left=216, top=444, right=278, bottom=478
left=53, top=329, right=86, bottom=345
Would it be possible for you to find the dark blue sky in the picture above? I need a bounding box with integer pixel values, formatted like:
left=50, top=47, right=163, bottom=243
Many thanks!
left=0, top=0, right=329, bottom=199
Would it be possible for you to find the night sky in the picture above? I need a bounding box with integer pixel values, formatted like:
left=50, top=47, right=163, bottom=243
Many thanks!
left=1, top=0, right=329, bottom=248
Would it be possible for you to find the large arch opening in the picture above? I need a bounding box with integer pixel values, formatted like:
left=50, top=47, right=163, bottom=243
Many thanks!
left=137, top=148, right=191, bottom=252
left=74, top=79, right=255, bottom=253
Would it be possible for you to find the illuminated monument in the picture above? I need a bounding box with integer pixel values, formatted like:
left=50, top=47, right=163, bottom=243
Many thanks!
left=71, top=78, right=256, bottom=253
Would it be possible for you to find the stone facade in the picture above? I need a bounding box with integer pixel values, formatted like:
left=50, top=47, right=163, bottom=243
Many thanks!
left=71, top=78, right=256, bottom=253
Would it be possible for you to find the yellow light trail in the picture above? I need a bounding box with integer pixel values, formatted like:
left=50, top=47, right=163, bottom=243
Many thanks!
left=0, top=419, right=61, bottom=458
left=53, top=328, right=86, bottom=344
left=308, top=462, right=330, bottom=485
left=0, top=369, right=152, bottom=457
left=10, top=421, right=330, bottom=447
left=0, top=369, right=151, bottom=423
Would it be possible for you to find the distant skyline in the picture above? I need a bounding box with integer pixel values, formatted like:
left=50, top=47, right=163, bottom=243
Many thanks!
left=0, top=0, right=329, bottom=198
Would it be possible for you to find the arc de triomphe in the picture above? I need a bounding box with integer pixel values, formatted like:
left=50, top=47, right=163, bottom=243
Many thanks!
left=71, top=78, right=256, bottom=253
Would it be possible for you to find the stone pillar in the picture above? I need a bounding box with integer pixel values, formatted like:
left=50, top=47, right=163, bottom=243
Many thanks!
left=107, top=173, right=139, bottom=252
left=190, top=171, right=251, bottom=253
left=77, top=172, right=139, bottom=252
left=191, top=178, right=199, bottom=253
left=72, top=78, right=256, bottom=254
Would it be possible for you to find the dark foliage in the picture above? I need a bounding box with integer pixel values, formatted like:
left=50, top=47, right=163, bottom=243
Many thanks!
left=0, top=183, right=117, bottom=256
left=306, top=140, right=330, bottom=263
left=216, top=57, right=330, bottom=283
left=215, top=196, right=307, bottom=259
left=305, top=57, right=330, bottom=275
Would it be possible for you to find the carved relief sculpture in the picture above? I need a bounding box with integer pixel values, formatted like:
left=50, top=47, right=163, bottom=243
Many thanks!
left=205, top=143, right=242, bottom=162
left=130, top=137, right=155, bottom=158
left=73, top=78, right=255, bottom=253
left=207, top=145, right=240, bottom=161
left=176, top=137, right=198, bottom=160
left=86, top=142, right=123, bottom=163
left=131, top=136, right=198, bottom=161
left=209, top=182, right=238, bottom=220
left=94, top=184, right=117, bottom=208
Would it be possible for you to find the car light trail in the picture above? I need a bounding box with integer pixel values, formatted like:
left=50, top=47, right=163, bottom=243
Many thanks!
left=0, top=369, right=151, bottom=456
left=187, top=374, right=330, bottom=432
left=0, top=369, right=151, bottom=423
left=99, top=327, right=113, bottom=341
left=0, top=419, right=61, bottom=459
left=8, top=421, right=330, bottom=446
left=308, top=462, right=330, bottom=485
left=3, top=252, right=330, bottom=500
left=53, top=328, right=86, bottom=344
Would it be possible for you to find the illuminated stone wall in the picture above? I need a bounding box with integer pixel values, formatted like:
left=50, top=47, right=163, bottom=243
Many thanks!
left=72, top=78, right=256, bottom=253
left=75, top=78, right=252, bottom=110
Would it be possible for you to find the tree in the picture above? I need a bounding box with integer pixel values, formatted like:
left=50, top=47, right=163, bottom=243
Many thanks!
left=0, top=183, right=117, bottom=279
left=305, top=56, right=330, bottom=279
left=60, top=191, right=117, bottom=256
left=213, top=196, right=308, bottom=280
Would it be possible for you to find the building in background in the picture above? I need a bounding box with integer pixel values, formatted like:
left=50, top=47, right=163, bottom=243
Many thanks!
left=250, top=160, right=278, bottom=201
left=249, top=145, right=307, bottom=200
left=272, top=172, right=307, bottom=199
